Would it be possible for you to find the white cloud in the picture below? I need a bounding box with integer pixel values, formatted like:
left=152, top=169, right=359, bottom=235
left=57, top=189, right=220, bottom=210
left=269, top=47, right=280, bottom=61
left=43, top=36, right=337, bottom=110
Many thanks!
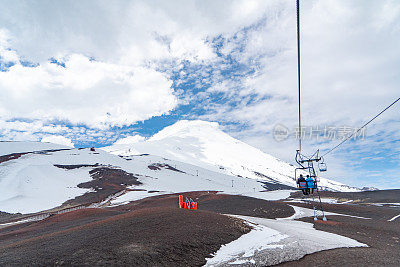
left=115, top=135, right=145, bottom=145
left=41, top=135, right=74, bottom=147
left=0, top=29, right=19, bottom=63
left=0, top=0, right=273, bottom=130
left=0, top=53, right=177, bottom=128
left=0, top=0, right=271, bottom=64
left=193, top=0, right=400, bottom=188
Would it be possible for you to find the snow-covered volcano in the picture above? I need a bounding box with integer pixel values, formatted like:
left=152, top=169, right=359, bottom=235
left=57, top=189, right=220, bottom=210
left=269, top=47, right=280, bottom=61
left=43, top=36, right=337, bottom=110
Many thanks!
left=0, top=120, right=359, bottom=215
left=104, top=120, right=359, bottom=192
left=0, top=142, right=287, bottom=214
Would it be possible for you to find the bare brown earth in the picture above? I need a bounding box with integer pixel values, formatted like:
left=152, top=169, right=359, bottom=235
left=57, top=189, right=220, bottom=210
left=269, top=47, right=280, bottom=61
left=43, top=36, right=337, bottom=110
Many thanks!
left=58, top=166, right=142, bottom=207
left=290, top=189, right=400, bottom=204
left=0, top=207, right=250, bottom=266
left=0, top=212, right=23, bottom=224
left=196, top=193, right=294, bottom=219
left=1, top=192, right=292, bottom=266
left=1, top=190, right=399, bottom=266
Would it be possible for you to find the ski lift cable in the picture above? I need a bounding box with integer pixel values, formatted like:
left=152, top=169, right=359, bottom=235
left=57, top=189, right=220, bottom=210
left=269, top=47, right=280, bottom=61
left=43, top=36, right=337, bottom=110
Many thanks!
left=322, top=96, right=400, bottom=157
left=295, top=0, right=399, bottom=162
left=294, top=1, right=327, bottom=220
left=296, top=0, right=302, bottom=153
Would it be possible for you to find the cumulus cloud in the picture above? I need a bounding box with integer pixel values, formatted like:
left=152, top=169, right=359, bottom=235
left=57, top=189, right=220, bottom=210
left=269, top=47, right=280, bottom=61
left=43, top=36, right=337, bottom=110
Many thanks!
left=115, top=135, right=145, bottom=145
left=0, top=0, right=270, bottom=64
left=0, top=29, right=19, bottom=63
left=41, top=135, right=74, bottom=147
left=191, top=0, right=400, bottom=188
left=0, top=0, right=273, bottom=130
left=203, top=0, right=400, bottom=131
left=0, top=52, right=177, bottom=128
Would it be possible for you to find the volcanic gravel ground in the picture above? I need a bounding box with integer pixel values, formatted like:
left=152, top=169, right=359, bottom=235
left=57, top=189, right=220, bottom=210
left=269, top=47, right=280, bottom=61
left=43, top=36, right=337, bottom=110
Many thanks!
left=2, top=191, right=398, bottom=266
left=0, top=192, right=261, bottom=266
left=0, top=212, right=23, bottom=224
left=196, top=193, right=295, bottom=219
left=290, top=189, right=400, bottom=204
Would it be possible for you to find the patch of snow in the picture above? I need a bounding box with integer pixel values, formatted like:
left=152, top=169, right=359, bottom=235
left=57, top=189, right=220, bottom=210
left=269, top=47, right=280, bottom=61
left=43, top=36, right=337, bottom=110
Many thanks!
left=340, top=200, right=354, bottom=204
left=229, top=258, right=255, bottom=265
left=205, top=222, right=287, bottom=266
left=370, top=202, right=400, bottom=207
left=288, top=198, right=341, bottom=204
left=388, top=213, right=400, bottom=222
left=110, top=190, right=165, bottom=205
left=239, top=216, right=367, bottom=250
left=207, top=215, right=367, bottom=266
left=0, top=214, right=50, bottom=229
left=280, top=205, right=371, bottom=220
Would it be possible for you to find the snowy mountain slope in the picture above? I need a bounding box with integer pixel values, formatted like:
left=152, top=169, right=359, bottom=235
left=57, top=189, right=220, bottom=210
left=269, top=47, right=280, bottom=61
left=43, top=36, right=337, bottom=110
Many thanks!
left=109, top=154, right=292, bottom=206
left=104, top=120, right=359, bottom=192
left=0, top=141, right=70, bottom=156
left=0, top=142, right=290, bottom=214
left=0, top=157, right=91, bottom=214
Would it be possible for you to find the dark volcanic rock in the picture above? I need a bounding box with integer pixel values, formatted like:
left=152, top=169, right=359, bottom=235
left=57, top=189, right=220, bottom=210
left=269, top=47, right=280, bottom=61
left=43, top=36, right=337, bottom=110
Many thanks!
left=148, top=163, right=185, bottom=173
left=62, top=167, right=142, bottom=207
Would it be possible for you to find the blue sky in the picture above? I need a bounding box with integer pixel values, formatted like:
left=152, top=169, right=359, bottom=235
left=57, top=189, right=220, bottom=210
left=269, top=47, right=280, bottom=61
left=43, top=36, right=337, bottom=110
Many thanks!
left=0, top=0, right=399, bottom=189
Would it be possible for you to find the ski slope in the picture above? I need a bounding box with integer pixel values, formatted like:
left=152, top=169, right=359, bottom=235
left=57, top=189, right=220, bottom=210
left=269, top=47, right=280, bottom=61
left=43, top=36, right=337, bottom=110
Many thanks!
left=104, top=120, right=358, bottom=192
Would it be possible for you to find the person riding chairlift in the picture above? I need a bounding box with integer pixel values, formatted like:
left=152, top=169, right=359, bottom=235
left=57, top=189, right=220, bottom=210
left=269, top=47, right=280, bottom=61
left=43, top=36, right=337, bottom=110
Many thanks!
left=297, top=174, right=308, bottom=195
left=306, top=175, right=315, bottom=194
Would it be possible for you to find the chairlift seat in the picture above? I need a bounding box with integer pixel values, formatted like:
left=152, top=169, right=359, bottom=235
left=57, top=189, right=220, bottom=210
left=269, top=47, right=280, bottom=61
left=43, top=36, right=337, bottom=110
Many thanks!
left=319, top=163, right=327, bottom=172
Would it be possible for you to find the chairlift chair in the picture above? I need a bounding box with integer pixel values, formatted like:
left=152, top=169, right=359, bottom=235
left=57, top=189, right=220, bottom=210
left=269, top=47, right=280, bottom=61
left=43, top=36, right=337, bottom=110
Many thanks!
left=319, top=162, right=327, bottom=172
